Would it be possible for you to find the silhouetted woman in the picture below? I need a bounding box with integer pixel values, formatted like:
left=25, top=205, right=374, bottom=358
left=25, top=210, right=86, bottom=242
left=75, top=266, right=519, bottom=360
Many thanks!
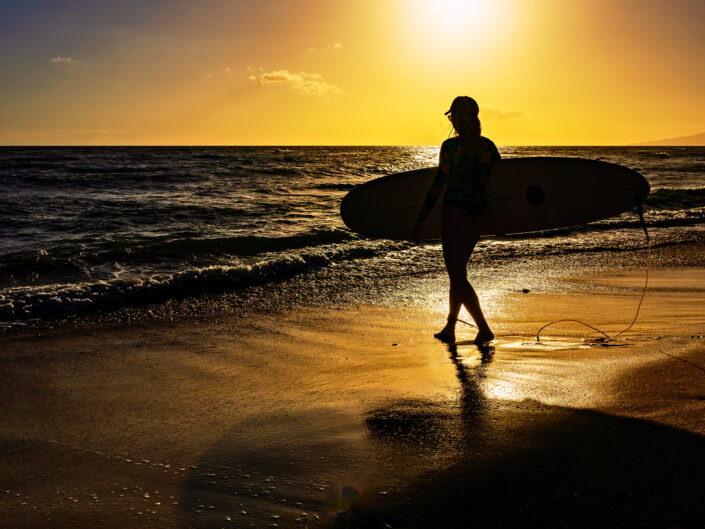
left=412, top=96, right=500, bottom=345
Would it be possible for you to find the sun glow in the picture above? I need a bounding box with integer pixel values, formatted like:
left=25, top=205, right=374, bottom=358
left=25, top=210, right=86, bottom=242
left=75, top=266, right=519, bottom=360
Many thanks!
left=415, top=0, right=496, bottom=34
left=3, top=1, right=704, bottom=145
left=401, top=0, right=511, bottom=67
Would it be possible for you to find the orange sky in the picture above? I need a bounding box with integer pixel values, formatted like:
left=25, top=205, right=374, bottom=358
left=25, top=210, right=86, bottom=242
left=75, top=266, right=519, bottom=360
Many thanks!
left=1, top=0, right=704, bottom=145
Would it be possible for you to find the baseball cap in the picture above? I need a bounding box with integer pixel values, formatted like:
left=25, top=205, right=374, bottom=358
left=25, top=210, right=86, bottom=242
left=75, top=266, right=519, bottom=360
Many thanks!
left=444, top=96, right=479, bottom=116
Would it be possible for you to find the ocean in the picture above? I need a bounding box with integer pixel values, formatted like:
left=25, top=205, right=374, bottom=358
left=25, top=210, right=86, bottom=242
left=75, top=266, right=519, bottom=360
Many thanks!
left=1, top=146, right=704, bottom=327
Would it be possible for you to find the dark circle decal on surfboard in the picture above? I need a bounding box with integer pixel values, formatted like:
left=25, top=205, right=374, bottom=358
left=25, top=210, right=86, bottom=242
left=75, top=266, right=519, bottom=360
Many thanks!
left=525, top=185, right=545, bottom=207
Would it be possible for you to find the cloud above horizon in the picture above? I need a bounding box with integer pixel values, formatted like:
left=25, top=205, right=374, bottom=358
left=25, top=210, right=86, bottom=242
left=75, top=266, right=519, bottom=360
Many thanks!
left=251, top=69, right=344, bottom=97
left=50, top=56, right=87, bottom=70
left=482, top=106, right=524, bottom=120
left=306, top=42, right=343, bottom=52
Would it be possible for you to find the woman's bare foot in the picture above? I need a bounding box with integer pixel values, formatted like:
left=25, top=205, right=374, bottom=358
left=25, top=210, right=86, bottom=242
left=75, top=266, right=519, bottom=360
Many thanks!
left=434, top=329, right=455, bottom=343
left=434, top=322, right=456, bottom=344
left=473, top=329, right=494, bottom=345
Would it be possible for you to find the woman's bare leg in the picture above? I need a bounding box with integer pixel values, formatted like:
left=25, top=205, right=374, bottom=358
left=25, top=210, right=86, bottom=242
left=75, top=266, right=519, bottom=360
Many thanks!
left=446, top=237, right=494, bottom=343
left=456, top=278, right=494, bottom=344
left=436, top=207, right=494, bottom=344
left=437, top=235, right=478, bottom=336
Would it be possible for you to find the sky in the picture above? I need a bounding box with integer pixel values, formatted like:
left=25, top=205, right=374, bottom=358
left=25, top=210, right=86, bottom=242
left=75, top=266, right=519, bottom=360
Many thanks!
left=1, top=0, right=704, bottom=146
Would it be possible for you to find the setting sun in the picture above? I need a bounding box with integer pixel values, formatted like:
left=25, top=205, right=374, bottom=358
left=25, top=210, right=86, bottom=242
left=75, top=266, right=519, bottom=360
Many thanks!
left=398, top=0, right=512, bottom=72
left=408, top=0, right=503, bottom=40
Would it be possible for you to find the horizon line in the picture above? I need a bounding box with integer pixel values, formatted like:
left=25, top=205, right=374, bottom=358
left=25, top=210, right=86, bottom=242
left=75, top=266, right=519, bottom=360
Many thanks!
left=1, top=143, right=703, bottom=148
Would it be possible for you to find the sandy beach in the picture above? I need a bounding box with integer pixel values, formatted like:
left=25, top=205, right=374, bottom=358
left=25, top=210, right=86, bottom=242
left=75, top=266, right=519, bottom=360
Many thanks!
left=2, top=254, right=704, bottom=529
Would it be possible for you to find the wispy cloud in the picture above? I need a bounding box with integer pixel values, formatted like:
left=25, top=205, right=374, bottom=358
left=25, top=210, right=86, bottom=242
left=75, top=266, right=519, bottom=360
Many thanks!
left=50, top=56, right=86, bottom=68
left=306, top=42, right=343, bottom=52
left=251, top=69, right=343, bottom=97
left=482, top=106, right=524, bottom=119
left=51, top=56, right=78, bottom=65
left=203, top=67, right=233, bottom=79
left=50, top=56, right=87, bottom=73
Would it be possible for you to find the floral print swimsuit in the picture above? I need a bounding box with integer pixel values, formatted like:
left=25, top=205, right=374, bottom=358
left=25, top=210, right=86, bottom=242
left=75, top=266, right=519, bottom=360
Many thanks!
left=417, top=136, right=501, bottom=222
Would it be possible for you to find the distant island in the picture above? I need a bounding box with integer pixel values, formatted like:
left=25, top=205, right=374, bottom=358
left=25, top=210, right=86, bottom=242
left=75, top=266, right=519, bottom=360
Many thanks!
left=632, top=131, right=705, bottom=146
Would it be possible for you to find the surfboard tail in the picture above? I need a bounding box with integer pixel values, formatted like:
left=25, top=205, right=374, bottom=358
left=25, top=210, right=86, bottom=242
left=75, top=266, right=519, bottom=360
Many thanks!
left=638, top=176, right=650, bottom=202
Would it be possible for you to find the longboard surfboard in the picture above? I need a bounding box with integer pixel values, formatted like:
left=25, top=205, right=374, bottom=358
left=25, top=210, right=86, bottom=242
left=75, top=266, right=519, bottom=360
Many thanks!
left=340, top=157, right=650, bottom=240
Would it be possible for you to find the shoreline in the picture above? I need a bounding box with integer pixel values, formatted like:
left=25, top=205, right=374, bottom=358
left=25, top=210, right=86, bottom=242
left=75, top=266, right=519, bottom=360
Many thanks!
left=2, top=237, right=702, bottom=338
left=1, top=257, right=705, bottom=527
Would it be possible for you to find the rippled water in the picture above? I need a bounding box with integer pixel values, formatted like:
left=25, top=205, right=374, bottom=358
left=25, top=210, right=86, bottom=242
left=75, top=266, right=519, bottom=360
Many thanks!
left=1, top=146, right=703, bottom=324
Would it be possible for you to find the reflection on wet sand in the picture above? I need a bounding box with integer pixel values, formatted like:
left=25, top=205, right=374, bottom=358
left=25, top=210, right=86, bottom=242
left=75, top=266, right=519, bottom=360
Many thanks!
left=348, top=344, right=705, bottom=529
left=365, top=345, right=493, bottom=445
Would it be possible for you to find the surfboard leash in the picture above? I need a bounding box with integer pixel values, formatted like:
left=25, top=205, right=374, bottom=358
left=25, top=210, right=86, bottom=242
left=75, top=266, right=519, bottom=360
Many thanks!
left=535, top=197, right=651, bottom=345
left=454, top=199, right=651, bottom=346
left=454, top=203, right=705, bottom=376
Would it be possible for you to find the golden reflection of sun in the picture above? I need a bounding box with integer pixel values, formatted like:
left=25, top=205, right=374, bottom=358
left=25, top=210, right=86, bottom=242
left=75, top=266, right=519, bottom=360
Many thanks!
left=484, top=379, right=523, bottom=401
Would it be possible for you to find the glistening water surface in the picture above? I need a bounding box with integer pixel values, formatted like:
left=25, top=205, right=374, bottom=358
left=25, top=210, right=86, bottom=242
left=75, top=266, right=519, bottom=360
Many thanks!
left=1, top=146, right=703, bottom=324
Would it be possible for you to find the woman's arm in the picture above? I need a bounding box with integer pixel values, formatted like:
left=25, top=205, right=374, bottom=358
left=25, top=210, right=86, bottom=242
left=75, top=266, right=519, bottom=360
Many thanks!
left=412, top=143, right=450, bottom=240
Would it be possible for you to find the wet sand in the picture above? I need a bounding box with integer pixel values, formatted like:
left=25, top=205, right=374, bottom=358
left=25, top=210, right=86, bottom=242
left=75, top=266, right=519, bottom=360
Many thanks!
left=1, top=268, right=705, bottom=528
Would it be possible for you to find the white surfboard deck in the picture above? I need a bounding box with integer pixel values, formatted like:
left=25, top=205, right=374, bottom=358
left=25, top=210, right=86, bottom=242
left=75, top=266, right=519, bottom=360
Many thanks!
left=340, top=157, right=650, bottom=240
